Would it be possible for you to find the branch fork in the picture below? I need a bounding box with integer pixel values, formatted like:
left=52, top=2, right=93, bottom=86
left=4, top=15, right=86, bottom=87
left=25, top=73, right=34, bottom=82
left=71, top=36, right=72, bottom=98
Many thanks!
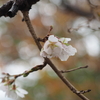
left=0, top=1, right=91, bottom=99
left=22, top=11, right=90, bottom=100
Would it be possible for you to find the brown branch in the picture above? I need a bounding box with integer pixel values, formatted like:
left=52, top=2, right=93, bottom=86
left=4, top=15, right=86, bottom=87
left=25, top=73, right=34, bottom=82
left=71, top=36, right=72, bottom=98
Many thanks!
left=0, top=0, right=13, bottom=17
left=22, top=11, right=42, bottom=50
left=60, top=65, right=88, bottom=73
left=77, top=89, right=91, bottom=94
left=22, top=11, right=90, bottom=100
left=1, top=61, right=47, bottom=85
left=8, top=60, right=47, bottom=79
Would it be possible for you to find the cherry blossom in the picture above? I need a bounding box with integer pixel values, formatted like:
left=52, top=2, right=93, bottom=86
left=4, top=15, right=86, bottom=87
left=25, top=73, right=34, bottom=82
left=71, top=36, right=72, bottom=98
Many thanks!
left=0, top=82, right=9, bottom=92
left=6, top=85, right=28, bottom=99
left=40, top=35, right=63, bottom=58
left=40, top=35, right=77, bottom=61
left=0, top=78, right=28, bottom=99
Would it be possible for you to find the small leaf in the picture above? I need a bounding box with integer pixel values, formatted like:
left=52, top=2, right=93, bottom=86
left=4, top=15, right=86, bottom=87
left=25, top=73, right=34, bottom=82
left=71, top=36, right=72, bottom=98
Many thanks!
left=64, top=43, right=70, bottom=46
left=23, top=73, right=29, bottom=77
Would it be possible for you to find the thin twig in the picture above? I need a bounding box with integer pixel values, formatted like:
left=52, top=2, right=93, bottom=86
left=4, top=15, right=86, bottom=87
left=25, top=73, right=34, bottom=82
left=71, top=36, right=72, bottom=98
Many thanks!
left=5, top=61, right=47, bottom=79
left=60, top=65, right=88, bottom=73
left=22, top=11, right=90, bottom=100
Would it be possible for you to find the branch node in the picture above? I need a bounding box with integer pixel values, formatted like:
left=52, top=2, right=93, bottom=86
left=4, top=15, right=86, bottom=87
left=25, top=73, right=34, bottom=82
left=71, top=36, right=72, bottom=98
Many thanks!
left=77, top=89, right=91, bottom=94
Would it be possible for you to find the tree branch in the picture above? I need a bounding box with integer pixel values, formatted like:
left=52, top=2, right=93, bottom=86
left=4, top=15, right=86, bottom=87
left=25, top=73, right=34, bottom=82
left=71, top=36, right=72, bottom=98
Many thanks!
left=22, top=11, right=90, bottom=100
left=0, top=0, right=40, bottom=17
left=0, top=0, right=13, bottom=17
left=60, top=65, right=88, bottom=73
left=15, top=60, right=47, bottom=78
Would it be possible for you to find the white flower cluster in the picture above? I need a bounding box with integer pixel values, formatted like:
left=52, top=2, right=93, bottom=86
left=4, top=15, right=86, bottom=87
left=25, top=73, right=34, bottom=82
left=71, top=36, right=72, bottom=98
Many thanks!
left=0, top=76, right=28, bottom=99
left=40, top=35, right=77, bottom=61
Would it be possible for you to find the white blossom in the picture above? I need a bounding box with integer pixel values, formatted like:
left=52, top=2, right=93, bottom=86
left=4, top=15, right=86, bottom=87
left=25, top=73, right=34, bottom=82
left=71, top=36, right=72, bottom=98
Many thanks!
left=0, top=82, right=9, bottom=92
left=0, top=79, right=28, bottom=99
left=40, top=35, right=63, bottom=58
left=40, top=35, right=77, bottom=61
left=6, top=85, right=28, bottom=99
left=59, top=37, right=71, bottom=43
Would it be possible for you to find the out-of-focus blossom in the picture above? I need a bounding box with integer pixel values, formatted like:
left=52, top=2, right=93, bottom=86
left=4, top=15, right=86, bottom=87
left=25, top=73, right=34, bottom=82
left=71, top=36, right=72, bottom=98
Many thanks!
left=6, top=85, right=28, bottom=99
left=0, top=82, right=9, bottom=92
left=0, top=78, right=28, bottom=99
left=40, top=35, right=77, bottom=61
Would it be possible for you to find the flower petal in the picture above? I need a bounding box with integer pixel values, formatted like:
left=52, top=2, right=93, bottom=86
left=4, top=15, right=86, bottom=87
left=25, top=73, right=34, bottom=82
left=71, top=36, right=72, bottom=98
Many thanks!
left=6, top=90, right=18, bottom=99
left=0, top=83, right=8, bottom=92
left=16, top=90, right=25, bottom=98
left=59, top=38, right=71, bottom=43
left=40, top=49, right=47, bottom=57
left=44, top=46, right=53, bottom=55
left=58, top=50, right=69, bottom=61
left=17, top=87, right=28, bottom=94
left=64, top=45, right=77, bottom=56
left=48, top=35, right=58, bottom=42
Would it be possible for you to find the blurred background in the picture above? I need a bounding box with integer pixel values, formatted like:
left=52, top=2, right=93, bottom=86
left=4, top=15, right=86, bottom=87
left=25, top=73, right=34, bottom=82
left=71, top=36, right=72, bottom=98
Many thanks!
left=0, top=0, right=100, bottom=100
